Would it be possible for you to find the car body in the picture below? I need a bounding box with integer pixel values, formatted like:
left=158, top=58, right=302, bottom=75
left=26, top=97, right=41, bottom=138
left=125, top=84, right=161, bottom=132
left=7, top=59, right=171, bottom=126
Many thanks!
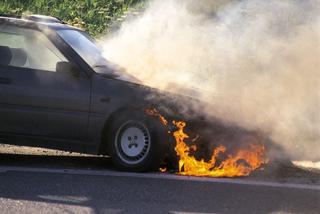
left=0, top=14, right=207, bottom=171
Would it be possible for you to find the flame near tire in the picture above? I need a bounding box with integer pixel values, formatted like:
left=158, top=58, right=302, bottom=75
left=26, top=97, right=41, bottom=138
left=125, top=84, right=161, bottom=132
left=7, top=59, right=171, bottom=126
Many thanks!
left=146, top=108, right=268, bottom=177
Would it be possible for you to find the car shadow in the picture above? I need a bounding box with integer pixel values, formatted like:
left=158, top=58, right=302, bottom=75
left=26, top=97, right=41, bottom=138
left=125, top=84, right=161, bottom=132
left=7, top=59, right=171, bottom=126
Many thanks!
left=0, top=153, right=114, bottom=170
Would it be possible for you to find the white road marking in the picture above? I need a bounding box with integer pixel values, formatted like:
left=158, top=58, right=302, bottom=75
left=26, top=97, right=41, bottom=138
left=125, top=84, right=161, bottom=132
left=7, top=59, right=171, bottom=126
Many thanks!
left=293, top=161, right=320, bottom=170
left=0, top=166, right=319, bottom=191
left=171, top=212, right=219, bottom=214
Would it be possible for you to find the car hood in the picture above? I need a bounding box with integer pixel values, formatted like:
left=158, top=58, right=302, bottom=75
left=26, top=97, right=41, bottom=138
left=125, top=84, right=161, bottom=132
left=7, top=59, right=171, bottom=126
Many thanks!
left=97, top=69, right=206, bottom=120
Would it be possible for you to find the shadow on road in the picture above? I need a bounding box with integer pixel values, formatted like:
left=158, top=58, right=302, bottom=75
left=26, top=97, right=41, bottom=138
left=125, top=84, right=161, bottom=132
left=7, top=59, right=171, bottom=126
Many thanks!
left=0, top=153, right=114, bottom=170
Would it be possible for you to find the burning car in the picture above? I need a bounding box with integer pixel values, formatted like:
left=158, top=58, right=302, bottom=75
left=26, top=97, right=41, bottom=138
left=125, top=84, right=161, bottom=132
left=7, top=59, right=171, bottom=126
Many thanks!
left=0, top=14, right=268, bottom=175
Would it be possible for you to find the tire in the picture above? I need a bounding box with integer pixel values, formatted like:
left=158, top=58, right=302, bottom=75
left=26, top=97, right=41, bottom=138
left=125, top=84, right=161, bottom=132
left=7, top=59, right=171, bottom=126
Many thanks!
left=108, top=110, right=167, bottom=172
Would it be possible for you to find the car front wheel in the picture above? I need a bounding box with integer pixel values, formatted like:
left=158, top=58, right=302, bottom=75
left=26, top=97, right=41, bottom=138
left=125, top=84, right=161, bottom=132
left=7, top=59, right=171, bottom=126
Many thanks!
left=108, top=111, right=167, bottom=172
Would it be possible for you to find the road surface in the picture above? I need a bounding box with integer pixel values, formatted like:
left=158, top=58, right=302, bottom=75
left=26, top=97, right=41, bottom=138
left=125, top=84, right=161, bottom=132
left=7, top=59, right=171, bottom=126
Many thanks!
left=0, top=154, right=319, bottom=214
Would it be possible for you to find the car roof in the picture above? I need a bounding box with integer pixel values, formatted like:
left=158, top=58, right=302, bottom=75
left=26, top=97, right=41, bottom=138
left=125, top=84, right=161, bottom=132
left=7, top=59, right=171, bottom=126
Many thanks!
left=0, top=14, right=82, bottom=31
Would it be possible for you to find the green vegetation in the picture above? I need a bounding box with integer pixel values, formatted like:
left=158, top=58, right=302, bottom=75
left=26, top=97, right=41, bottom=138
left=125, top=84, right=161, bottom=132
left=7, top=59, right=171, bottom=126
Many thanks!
left=0, top=0, right=144, bottom=37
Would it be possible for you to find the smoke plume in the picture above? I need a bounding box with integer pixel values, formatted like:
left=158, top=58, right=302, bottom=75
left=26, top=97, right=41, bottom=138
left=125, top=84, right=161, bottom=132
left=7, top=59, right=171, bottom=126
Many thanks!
left=101, top=0, right=320, bottom=161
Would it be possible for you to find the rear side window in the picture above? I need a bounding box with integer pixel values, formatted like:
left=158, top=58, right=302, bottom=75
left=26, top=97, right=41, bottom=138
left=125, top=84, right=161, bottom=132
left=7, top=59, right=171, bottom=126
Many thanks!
left=0, top=25, right=68, bottom=72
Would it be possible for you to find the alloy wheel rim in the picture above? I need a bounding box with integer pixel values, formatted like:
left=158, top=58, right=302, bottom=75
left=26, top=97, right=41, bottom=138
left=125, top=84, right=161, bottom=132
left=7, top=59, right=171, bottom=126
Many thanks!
left=115, top=120, right=151, bottom=165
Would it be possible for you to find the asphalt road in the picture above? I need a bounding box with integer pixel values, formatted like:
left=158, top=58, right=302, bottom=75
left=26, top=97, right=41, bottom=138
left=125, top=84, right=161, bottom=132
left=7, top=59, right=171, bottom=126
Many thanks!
left=0, top=156, right=319, bottom=214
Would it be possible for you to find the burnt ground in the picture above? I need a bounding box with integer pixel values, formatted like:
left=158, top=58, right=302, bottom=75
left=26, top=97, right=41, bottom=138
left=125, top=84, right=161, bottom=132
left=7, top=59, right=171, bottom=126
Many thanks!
left=0, top=144, right=319, bottom=186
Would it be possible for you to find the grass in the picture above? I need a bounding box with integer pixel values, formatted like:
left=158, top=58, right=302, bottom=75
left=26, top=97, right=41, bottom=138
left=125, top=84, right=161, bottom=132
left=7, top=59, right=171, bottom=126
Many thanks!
left=0, top=0, right=145, bottom=37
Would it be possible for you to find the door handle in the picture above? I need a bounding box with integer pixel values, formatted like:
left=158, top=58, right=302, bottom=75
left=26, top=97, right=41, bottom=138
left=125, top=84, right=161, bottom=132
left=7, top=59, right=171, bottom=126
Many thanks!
left=0, top=77, right=12, bottom=84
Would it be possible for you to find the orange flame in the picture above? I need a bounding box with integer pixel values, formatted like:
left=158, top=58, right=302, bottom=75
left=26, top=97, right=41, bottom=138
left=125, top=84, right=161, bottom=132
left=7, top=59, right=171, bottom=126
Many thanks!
left=173, top=121, right=267, bottom=177
left=159, top=167, right=167, bottom=172
left=145, top=108, right=168, bottom=126
left=146, top=108, right=268, bottom=177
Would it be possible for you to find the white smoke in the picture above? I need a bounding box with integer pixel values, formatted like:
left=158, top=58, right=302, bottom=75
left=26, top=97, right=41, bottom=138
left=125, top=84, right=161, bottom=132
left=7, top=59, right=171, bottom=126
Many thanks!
left=101, top=0, right=320, bottom=161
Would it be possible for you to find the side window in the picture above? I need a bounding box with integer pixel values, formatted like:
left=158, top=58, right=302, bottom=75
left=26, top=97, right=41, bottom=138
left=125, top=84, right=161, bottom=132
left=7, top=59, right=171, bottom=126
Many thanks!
left=0, top=25, right=68, bottom=72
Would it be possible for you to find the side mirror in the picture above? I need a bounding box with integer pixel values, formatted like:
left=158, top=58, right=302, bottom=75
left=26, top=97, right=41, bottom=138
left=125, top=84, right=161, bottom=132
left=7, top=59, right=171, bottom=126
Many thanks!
left=56, top=61, right=80, bottom=77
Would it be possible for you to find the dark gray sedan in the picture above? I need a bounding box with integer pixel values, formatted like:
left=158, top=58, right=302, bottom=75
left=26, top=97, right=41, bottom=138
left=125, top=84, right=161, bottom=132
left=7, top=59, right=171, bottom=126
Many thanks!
left=0, top=14, right=185, bottom=171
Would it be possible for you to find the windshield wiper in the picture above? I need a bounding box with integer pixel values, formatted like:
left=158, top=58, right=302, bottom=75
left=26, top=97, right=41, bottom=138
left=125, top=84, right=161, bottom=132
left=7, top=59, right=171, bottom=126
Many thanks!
left=92, top=64, right=108, bottom=68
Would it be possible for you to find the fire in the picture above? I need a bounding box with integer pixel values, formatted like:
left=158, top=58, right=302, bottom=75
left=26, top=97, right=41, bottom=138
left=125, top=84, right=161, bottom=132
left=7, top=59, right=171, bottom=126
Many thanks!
left=173, top=121, right=267, bottom=177
left=159, top=167, right=167, bottom=172
left=146, top=108, right=268, bottom=177
left=145, top=108, right=168, bottom=126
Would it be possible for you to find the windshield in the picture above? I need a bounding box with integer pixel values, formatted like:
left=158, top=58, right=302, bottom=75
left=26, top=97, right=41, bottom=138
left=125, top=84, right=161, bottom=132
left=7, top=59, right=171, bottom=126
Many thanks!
left=57, top=29, right=141, bottom=83
left=57, top=30, right=103, bottom=68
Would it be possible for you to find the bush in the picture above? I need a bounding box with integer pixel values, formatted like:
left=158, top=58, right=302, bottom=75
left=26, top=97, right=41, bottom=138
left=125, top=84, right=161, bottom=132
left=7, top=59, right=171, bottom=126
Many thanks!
left=0, top=0, right=144, bottom=37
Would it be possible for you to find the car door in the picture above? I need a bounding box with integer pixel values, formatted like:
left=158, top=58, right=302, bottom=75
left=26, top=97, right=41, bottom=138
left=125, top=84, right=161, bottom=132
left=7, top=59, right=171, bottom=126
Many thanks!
left=0, top=24, right=91, bottom=142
